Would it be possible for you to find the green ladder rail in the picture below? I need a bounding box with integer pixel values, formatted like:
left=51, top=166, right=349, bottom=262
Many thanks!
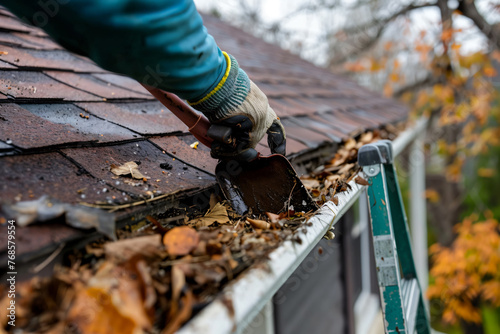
left=358, top=140, right=430, bottom=334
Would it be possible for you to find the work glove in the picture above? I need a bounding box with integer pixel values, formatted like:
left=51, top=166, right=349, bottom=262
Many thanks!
left=188, top=52, right=286, bottom=161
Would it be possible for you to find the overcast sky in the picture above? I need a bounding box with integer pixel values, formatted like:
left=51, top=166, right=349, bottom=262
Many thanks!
left=194, top=0, right=491, bottom=66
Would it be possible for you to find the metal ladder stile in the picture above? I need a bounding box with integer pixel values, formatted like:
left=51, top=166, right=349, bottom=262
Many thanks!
left=358, top=140, right=430, bottom=334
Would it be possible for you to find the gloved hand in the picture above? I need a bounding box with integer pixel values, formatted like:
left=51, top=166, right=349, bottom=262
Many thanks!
left=188, top=52, right=286, bottom=161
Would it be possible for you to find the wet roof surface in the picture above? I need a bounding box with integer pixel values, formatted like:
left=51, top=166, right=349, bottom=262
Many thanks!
left=0, top=8, right=408, bottom=260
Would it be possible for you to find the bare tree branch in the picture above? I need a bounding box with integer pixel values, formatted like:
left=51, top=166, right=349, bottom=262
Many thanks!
left=328, top=2, right=438, bottom=65
left=328, top=25, right=386, bottom=65
left=393, top=75, right=436, bottom=97
left=342, top=2, right=438, bottom=34
left=458, top=0, right=500, bottom=49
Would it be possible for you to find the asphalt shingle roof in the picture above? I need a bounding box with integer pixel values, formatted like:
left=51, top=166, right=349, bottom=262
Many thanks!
left=0, top=8, right=408, bottom=265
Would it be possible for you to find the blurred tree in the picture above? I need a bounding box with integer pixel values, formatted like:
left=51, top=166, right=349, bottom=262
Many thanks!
left=427, top=215, right=500, bottom=334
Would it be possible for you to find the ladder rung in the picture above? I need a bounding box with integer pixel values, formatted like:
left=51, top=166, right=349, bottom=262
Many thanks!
left=401, top=278, right=420, bottom=334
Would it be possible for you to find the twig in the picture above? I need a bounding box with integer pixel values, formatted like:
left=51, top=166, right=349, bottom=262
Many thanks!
left=79, top=191, right=182, bottom=212
left=234, top=219, right=242, bottom=229
left=146, top=215, right=169, bottom=235
left=160, top=256, right=211, bottom=267
left=283, top=181, right=298, bottom=216
left=346, top=167, right=361, bottom=183
left=31, top=243, right=65, bottom=274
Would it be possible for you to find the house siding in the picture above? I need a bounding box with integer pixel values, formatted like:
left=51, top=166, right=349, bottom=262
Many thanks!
left=273, top=237, right=346, bottom=334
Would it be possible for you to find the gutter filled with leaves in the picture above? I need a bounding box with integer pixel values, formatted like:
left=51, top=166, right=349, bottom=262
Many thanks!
left=0, top=123, right=411, bottom=333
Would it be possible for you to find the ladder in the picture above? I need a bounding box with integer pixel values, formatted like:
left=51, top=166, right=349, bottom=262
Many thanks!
left=358, top=140, right=430, bottom=334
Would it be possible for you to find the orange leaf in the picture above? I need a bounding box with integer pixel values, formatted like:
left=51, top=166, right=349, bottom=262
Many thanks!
left=344, top=61, right=366, bottom=72
left=311, top=189, right=321, bottom=197
left=425, top=189, right=440, bottom=203
left=163, top=226, right=200, bottom=256
left=355, top=176, right=369, bottom=186
left=370, top=58, right=384, bottom=72
left=441, top=28, right=454, bottom=43
left=67, top=262, right=153, bottom=334
left=484, top=66, right=497, bottom=77
left=247, top=218, right=270, bottom=230
left=389, top=73, right=399, bottom=82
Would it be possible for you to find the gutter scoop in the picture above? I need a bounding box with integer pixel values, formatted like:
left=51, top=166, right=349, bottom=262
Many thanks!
left=144, top=86, right=317, bottom=215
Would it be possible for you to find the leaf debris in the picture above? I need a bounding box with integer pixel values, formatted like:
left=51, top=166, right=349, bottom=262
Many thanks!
left=111, top=161, right=147, bottom=180
left=300, top=128, right=400, bottom=206
left=4, top=128, right=403, bottom=334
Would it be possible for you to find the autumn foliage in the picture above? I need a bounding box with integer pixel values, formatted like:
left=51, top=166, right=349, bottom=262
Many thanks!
left=339, top=8, right=500, bottom=329
left=427, top=215, right=500, bottom=325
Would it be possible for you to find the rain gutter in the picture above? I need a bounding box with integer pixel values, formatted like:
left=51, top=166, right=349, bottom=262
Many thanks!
left=178, top=117, right=429, bottom=334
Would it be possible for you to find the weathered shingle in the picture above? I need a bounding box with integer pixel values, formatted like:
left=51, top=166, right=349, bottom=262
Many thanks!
left=0, top=46, right=105, bottom=72
left=0, top=71, right=101, bottom=101
left=76, top=101, right=189, bottom=135
left=45, top=71, right=151, bottom=100
left=150, top=136, right=217, bottom=173
left=62, top=141, right=216, bottom=197
left=0, top=152, right=127, bottom=205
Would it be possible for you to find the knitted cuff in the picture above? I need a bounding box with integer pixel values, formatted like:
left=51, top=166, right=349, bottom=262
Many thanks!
left=188, top=52, right=251, bottom=122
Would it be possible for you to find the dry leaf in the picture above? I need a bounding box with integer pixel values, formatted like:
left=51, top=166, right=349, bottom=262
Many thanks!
left=355, top=176, right=370, bottom=186
left=224, top=248, right=239, bottom=270
left=338, top=163, right=355, bottom=176
left=162, top=290, right=193, bottom=334
left=209, top=193, right=220, bottom=210
left=331, top=196, right=339, bottom=205
left=206, top=240, right=223, bottom=255
left=136, top=260, right=156, bottom=309
left=191, top=240, right=207, bottom=256
left=331, top=151, right=347, bottom=166
left=301, top=178, right=320, bottom=190
left=326, top=174, right=342, bottom=182
left=359, top=132, right=374, bottom=144
left=104, top=235, right=163, bottom=261
left=163, top=226, right=200, bottom=256
left=111, top=161, right=146, bottom=180
left=171, top=265, right=185, bottom=302
left=425, top=189, right=440, bottom=203
left=67, top=262, right=152, bottom=334
left=265, top=212, right=280, bottom=224
left=344, top=138, right=357, bottom=150
left=85, top=244, right=105, bottom=257
left=324, top=175, right=341, bottom=190
left=189, top=203, right=230, bottom=228
left=247, top=218, right=270, bottom=230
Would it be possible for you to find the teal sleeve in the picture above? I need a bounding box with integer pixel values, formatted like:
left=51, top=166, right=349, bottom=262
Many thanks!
left=0, top=0, right=227, bottom=101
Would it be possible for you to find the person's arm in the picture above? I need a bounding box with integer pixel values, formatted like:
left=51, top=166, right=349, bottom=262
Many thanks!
left=2, top=0, right=286, bottom=159
left=2, top=0, right=224, bottom=101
